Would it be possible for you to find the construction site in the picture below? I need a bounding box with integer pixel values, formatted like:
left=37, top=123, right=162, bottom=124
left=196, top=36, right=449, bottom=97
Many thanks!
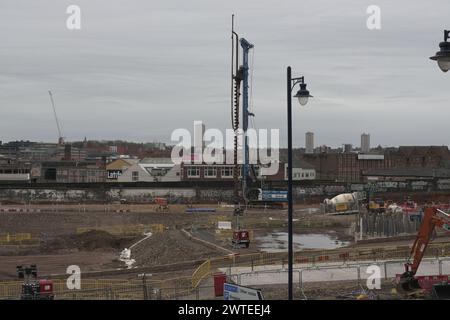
left=2, top=4, right=450, bottom=303
left=0, top=195, right=450, bottom=300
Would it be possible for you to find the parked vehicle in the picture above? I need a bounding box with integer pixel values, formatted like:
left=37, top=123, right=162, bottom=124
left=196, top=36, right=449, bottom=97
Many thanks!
left=17, top=265, right=54, bottom=300
left=232, top=230, right=250, bottom=248
left=154, top=197, right=169, bottom=212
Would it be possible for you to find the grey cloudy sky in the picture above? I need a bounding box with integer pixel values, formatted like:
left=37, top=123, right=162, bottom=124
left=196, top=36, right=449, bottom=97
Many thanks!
left=1, top=0, right=450, bottom=148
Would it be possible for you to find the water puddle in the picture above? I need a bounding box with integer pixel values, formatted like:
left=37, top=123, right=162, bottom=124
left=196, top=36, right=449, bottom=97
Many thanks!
left=256, top=232, right=349, bottom=252
left=296, top=207, right=320, bottom=214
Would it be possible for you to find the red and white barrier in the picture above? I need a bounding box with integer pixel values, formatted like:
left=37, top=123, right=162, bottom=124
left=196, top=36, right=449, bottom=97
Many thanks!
left=0, top=208, right=41, bottom=213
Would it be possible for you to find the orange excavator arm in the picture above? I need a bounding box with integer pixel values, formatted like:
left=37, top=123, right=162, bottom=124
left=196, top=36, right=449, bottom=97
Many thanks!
left=399, top=207, right=450, bottom=293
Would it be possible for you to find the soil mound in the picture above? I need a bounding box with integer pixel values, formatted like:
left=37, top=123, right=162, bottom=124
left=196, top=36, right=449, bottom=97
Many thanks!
left=131, top=230, right=218, bottom=266
left=42, top=230, right=134, bottom=252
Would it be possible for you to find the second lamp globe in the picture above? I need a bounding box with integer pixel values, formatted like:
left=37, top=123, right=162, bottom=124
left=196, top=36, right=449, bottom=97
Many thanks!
left=430, top=30, right=450, bottom=73
left=294, top=83, right=313, bottom=106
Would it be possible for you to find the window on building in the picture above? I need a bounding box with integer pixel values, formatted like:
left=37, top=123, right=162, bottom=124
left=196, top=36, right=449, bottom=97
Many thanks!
left=44, top=168, right=57, bottom=181
left=150, top=168, right=167, bottom=176
left=187, top=167, right=200, bottom=178
left=204, top=167, right=217, bottom=178
left=221, top=167, right=233, bottom=178
left=132, top=171, right=139, bottom=182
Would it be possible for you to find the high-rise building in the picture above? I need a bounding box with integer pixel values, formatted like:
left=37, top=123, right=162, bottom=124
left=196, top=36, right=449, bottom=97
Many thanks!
left=305, top=132, right=314, bottom=154
left=361, top=133, right=370, bottom=153
left=193, top=121, right=205, bottom=163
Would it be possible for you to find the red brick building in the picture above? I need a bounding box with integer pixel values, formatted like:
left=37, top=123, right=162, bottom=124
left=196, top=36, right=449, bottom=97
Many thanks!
left=299, top=146, right=450, bottom=183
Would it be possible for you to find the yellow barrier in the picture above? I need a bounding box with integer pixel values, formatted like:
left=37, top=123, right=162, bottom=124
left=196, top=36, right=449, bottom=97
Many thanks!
left=0, top=233, right=36, bottom=245
left=191, top=259, right=211, bottom=288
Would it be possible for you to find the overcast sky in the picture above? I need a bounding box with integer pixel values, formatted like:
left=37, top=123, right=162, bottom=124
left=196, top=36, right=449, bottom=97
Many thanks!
left=1, top=0, right=450, bottom=148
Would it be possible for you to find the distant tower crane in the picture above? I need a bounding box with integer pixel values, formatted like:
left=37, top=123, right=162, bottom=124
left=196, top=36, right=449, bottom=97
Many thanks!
left=48, top=90, right=64, bottom=145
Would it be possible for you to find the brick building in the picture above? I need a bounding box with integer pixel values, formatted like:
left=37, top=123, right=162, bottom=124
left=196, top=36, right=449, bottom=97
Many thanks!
left=298, top=146, right=450, bottom=183
left=38, top=161, right=106, bottom=183
left=299, top=153, right=339, bottom=180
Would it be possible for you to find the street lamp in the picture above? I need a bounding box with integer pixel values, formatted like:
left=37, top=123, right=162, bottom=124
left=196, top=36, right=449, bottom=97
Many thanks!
left=294, top=83, right=312, bottom=106
left=430, top=30, right=450, bottom=73
left=286, top=66, right=312, bottom=300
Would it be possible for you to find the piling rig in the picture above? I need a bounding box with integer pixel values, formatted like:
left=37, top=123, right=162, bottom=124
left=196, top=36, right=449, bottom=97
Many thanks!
left=231, top=15, right=243, bottom=204
left=230, top=15, right=254, bottom=248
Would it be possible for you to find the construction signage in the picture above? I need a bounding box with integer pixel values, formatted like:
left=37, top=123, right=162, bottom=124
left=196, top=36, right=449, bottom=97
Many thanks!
left=223, top=283, right=264, bottom=300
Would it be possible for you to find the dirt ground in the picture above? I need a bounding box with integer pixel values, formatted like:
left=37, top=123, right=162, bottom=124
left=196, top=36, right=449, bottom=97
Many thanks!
left=0, top=203, right=347, bottom=280
left=0, top=201, right=445, bottom=286
left=131, top=230, right=220, bottom=266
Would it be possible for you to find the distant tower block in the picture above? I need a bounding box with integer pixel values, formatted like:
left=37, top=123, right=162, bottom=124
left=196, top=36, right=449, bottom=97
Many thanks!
left=193, top=121, right=206, bottom=163
left=361, top=133, right=370, bottom=153
left=305, top=132, right=314, bottom=154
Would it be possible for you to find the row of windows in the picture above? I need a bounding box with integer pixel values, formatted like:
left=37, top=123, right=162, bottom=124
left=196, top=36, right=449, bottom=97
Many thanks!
left=186, top=167, right=235, bottom=178
left=293, top=171, right=315, bottom=178
left=58, top=170, right=103, bottom=177
left=0, top=169, right=30, bottom=174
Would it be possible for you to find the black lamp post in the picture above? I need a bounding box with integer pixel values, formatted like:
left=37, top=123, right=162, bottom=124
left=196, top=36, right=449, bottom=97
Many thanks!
left=286, top=66, right=312, bottom=300
left=430, top=30, right=450, bottom=72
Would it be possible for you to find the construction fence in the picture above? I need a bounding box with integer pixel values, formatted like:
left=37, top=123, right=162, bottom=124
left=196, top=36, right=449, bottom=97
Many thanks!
left=54, top=284, right=215, bottom=300
left=166, top=243, right=450, bottom=299
left=361, top=211, right=422, bottom=238
left=228, top=257, right=450, bottom=300
left=0, top=276, right=196, bottom=300
left=4, top=257, right=450, bottom=300
left=2, top=242, right=450, bottom=300
left=206, top=241, right=450, bottom=272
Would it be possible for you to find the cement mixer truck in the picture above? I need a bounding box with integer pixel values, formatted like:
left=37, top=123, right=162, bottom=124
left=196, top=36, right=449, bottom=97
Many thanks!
left=321, top=192, right=361, bottom=215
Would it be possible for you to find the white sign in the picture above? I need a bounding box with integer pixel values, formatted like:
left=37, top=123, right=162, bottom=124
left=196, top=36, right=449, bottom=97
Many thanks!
left=223, top=283, right=263, bottom=300
left=218, top=221, right=232, bottom=230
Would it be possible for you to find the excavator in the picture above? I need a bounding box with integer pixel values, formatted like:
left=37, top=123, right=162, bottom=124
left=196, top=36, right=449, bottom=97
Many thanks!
left=397, top=206, right=450, bottom=296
